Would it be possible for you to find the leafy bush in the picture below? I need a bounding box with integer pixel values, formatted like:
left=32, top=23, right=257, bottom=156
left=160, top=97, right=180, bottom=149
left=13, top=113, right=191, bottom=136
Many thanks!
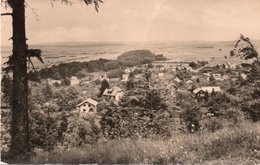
left=62, top=113, right=101, bottom=148
left=202, top=117, right=223, bottom=132
left=180, top=105, right=202, bottom=133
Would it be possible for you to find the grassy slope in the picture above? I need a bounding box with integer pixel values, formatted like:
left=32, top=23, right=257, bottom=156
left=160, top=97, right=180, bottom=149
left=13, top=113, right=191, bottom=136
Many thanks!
left=31, top=122, right=260, bottom=164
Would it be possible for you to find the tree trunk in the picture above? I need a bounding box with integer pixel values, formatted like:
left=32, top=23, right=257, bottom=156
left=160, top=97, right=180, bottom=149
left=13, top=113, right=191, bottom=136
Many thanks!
left=8, top=0, right=30, bottom=162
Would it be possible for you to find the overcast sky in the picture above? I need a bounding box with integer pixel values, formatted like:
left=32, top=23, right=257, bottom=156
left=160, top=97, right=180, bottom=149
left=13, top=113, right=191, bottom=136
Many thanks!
left=1, top=0, right=260, bottom=46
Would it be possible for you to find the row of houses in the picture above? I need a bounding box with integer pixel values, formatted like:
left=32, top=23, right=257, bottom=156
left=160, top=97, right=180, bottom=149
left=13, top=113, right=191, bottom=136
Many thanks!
left=47, top=73, right=130, bottom=86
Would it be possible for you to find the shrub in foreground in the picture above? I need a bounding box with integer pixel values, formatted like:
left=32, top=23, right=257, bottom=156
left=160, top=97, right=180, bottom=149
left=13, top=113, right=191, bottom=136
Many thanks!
left=30, top=122, right=260, bottom=164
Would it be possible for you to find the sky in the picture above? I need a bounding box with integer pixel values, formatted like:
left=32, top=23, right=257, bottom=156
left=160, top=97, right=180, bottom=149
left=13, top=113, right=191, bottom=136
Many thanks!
left=1, top=0, right=260, bottom=46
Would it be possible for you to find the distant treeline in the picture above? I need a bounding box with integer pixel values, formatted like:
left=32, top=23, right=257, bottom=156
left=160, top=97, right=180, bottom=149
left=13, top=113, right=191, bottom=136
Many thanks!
left=32, top=49, right=166, bottom=80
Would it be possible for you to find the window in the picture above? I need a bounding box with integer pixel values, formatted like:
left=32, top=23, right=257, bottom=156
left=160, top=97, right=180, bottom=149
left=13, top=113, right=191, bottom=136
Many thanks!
left=83, top=109, right=86, bottom=112
left=89, top=108, right=94, bottom=112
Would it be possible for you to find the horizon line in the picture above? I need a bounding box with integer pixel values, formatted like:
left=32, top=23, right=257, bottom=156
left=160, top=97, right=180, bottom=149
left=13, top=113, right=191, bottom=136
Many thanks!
left=2, top=39, right=260, bottom=47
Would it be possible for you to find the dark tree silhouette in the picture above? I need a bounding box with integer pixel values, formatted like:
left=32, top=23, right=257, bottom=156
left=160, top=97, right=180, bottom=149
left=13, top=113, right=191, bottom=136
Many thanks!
left=99, top=79, right=110, bottom=97
left=1, top=0, right=102, bottom=162
left=231, top=34, right=259, bottom=60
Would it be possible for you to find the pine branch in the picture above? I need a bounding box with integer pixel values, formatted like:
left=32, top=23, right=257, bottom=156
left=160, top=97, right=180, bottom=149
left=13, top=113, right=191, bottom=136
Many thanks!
left=28, top=57, right=37, bottom=72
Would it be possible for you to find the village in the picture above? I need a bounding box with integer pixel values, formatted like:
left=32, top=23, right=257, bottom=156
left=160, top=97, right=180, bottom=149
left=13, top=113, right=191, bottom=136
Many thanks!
left=44, top=58, right=247, bottom=116
left=1, top=47, right=259, bottom=163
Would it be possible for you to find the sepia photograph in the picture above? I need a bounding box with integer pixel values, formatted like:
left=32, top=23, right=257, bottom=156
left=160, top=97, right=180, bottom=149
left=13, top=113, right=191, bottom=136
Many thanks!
left=1, top=0, right=260, bottom=164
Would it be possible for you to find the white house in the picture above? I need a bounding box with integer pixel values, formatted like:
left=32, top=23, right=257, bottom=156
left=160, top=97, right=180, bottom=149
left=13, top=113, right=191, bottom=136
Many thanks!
left=186, top=80, right=193, bottom=84
left=76, top=98, right=98, bottom=114
left=103, top=87, right=124, bottom=102
left=222, top=75, right=230, bottom=80
left=174, top=77, right=182, bottom=83
left=47, top=78, right=62, bottom=85
left=70, top=76, right=80, bottom=85
left=191, top=75, right=198, bottom=80
left=203, top=73, right=211, bottom=77
left=121, top=74, right=129, bottom=82
left=240, top=73, right=248, bottom=80
left=213, top=73, right=223, bottom=81
left=224, top=62, right=237, bottom=69
left=158, top=73, right=164, bottom=78
left=124, top=69, right=131, bottom=74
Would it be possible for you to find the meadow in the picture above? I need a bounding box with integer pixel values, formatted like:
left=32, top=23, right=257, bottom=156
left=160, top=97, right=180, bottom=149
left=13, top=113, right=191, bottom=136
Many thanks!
left=31, top=122, right=260, bottom=164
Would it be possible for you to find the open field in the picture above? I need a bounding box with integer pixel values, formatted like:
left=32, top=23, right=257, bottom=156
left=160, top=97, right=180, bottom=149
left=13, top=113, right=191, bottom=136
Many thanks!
left=2, top=41, right=260, bottom=69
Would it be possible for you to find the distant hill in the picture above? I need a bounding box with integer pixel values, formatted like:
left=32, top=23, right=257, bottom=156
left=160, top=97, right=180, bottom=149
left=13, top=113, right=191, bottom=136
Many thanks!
left=117, top=50, right=156, bottom=65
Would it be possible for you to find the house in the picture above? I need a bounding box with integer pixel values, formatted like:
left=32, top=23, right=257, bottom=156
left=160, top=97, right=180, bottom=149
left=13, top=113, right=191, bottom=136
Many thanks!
left=240, top=73, right=247, bottom=80
left=213, top=73, right=223, bottom=81
left=158, top=73, right=164, bottom=78
left=173, top=76, right=182, bottom=83
left=124, top=69, right=131, bottom=74
left=76, top=98, right=98, bottom=114
left=47, top=78, right=62, bottom=85
left=222, top=75, right=230, bottom=80
left=226, top=62, right=237, bottom=69
left=121, top=74, right=129, bottom=82
left=70, top=76, right=80, bottom=85
left=186, top=80, right=193, bottom=84
left=193, top=86, right=221, bottom=101
left=191, top=75, right=198, bottom=80
left=203, top=73, right=211, bottom=77
left=103, top=87, right=124, bottom=102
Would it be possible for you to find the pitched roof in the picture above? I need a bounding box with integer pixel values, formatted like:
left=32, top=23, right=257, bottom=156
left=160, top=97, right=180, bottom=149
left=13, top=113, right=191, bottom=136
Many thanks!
left=193, top=86, right=221, bottom=94
left=103, top=87, right=122, bottom=96
left=76, top=98, right=98, bottom=107
left=71, top=76, right=78, bottom=80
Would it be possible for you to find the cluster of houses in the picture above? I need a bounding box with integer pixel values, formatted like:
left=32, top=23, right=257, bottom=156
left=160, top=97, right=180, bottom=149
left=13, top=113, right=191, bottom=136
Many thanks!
left=47, top=69, right=132, bottom=86
left=46, top=60, right=247, bottom=115
left=76, top=87, right=124, bottom=115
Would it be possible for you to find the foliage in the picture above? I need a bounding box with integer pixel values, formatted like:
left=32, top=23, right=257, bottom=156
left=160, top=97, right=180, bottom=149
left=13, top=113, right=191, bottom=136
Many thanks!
left=99, top=73, right=171, bottom=139
left=231, top=34, right=259, bottom=60
left=98, top=79, right=109, bottom=97
left=180, top=104, right=202, bottom=133
left=117, top=50, right=156, bottom=66
left=107, top=69, right=124, bottom=78
left=62, top=113, right=101, bottom=148
left=55, top=86, right=84, bottom=111
left=1, top=74, right=12, bottom=105
left=30, top=122, right=260, bottom=164
left=154, top=54, right=167, bottom=61
left=189, top=61, right=208, bottom=70
left=99, top=105, right=174, bottom=140
left=38, top=51, right=160, bottom=80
